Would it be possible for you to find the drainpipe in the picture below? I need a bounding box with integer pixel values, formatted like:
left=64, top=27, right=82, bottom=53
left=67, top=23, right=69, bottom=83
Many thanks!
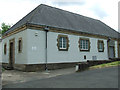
left=107, top=37, right=111, bottom=59
left=44, top=27, right=49, bottom=71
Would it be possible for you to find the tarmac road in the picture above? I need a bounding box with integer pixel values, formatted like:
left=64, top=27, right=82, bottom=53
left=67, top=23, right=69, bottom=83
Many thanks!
left=0, top=64, right=2, bottom=90
left=3, top=66, right=118, bottom=88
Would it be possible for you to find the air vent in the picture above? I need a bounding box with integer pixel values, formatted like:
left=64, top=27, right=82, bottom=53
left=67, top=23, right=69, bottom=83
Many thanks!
left=92, top=56, right=97, bottom=60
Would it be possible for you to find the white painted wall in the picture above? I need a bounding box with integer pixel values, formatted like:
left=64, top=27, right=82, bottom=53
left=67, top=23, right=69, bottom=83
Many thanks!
left=27, top=29, right=46, bottom=64
left=47, top=32, right=108, bottom=63
left=2, top=30, right=28, bottom=64
left=115, top=41, right=118, bottom=58
left=2, top=28, right=118, bottom=65
left=26, top=29, right=111, bottom=64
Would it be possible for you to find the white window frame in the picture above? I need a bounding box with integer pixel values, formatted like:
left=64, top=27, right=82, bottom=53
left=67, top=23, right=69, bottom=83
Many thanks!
left=57, top=35, right=69, bottom=51
left=98, top=40, right=104, bottom=52
left=59, top=37, right=67, bottom=49
left=80, top=39, right=89, bottom=50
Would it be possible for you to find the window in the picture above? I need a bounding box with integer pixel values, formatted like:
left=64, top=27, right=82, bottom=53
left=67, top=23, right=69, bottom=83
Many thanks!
left=57, top=35, right=69, bottom=51
left=59, top=37, right=67, bottom=49
left=79, top=38, right=90, bottom=51
left=4, top=43, right=7, bottom=55
left=18, top=38, right=22, bottom=53
left=98, top=40, right=104, bottom=52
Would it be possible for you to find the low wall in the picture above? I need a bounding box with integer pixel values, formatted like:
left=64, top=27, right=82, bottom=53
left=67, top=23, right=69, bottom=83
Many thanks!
left=2, top=62, right=78, bottom=72
left=76, top=59, right=120, bottom=72
left=2, top=59, right=119, bottom=72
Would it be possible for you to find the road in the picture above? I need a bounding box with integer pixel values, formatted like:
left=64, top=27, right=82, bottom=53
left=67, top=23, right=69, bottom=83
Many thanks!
left=0, top=64, right=2, bottom=90
left=3, top=66, right=118, bottom=88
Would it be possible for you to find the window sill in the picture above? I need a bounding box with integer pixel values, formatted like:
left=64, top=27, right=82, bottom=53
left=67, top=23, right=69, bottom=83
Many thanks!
left=18, top=51, right=22, bottom=53
left=98, top=51, right=104, bottom=52
left=58, top=48, right=68, bottom=51
left=80, top=49, right=90, bottom=52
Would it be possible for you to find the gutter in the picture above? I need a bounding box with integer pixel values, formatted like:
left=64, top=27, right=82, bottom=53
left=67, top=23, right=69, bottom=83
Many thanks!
left=44, top=27, right=49, bottom=71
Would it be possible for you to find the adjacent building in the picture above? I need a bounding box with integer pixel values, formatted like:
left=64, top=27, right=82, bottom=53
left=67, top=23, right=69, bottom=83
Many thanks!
left=0, top=34, right=2, bottom=63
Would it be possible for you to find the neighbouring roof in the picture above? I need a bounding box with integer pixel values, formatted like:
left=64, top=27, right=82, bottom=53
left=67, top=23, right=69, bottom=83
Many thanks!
left=4, top=4, right=120, bottom=39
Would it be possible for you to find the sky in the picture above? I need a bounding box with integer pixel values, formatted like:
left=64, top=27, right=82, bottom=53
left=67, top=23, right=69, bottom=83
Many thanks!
left=0, top=0, right=119, bottom=32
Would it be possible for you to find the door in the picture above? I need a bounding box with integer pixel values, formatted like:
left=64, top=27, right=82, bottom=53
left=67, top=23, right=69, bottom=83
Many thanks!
left=9, top=39, right=15, bottom=69
left=109, top=46, right=115, bottom=58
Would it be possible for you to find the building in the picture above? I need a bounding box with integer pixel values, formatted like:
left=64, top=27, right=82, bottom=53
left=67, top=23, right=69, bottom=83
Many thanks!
left=1, top=4, right=120, bottom=71
left=0, top=34, right=2, bottom=63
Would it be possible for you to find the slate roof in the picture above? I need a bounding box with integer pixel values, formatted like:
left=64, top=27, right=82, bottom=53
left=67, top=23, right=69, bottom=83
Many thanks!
left=5, top=4, right=120, bottom=39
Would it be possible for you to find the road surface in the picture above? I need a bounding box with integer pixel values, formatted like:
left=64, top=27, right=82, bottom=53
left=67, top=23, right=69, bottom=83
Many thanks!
left=3, top=66, right=118, bottom=88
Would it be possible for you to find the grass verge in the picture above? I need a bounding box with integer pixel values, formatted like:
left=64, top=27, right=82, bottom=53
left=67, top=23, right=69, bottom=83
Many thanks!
left=2, top=68, right=5, bottom=72
left=89, top=61, right=120, bottom=69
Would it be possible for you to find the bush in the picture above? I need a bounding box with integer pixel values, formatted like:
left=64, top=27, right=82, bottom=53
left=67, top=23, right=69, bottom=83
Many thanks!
left=2, top=68, right=5, bottom=72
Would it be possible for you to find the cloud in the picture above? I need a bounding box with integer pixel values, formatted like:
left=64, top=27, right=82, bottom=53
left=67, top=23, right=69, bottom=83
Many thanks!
left=90, top=4, right=108, bottom=19
left=52, top=0, right=86, bottom=6
left=0, top=0, right=119, bottom=31
left=0, top=0, right=40, bottom=28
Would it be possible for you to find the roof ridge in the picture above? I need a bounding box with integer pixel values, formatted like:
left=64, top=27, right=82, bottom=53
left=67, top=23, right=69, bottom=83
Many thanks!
left=41, top=4, right=99, bottom=21
left=27, top=4, right=42, bottom=23
left=98, top=20, right=118, bottom=33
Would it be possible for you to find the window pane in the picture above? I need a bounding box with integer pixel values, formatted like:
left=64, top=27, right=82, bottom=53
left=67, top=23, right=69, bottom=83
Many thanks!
left=59, top=37, right=62, bottom=42
left=80, top=40, right=83, bottom=49
left=63, top=43, right=66, bottom=48
left=63, top=37, right=67, bottom=48
left=80, top=45, right=82, bottom=49
left=59, top=37, right=67, bottom=49
left=98, top=41, right=103, bottom=51
left=80, top=40, right=82, bottom=45
left=100, top=43, right=102, bottom=49
left=86, top=44, right=88, bottom=49
left=83, top=40, right=85, bottom=49
left=4, top=44, right=6, bottom=55
left=101, top=43, right=103, bottom=50
left=83, top=40, right=85, bottom=45
left=18, top=39, right=22, bottom=52
left=86, top=40, right=88, bottom=45
left=80, top=39, right=89, bottom=50
left=80, top=40, right=82, bottom=49
left=63, top=37, right=66, bottom=42
left=59, top=37, right=62, bottom=48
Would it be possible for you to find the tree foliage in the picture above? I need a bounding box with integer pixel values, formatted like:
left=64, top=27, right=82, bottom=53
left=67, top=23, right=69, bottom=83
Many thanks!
left=0, top=22, right=11, bottom=34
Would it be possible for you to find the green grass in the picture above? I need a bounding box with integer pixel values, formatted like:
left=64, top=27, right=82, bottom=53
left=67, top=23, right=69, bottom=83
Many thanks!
left=2, top=68, right=5, bottom=72
left=89, top=61, right=120, bottom=69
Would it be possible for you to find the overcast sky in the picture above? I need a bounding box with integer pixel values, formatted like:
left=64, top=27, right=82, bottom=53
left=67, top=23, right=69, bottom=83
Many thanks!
left=0, top=0, right=119, bottom=31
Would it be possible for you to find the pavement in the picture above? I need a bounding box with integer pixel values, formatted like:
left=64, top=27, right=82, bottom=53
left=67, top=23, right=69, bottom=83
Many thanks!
left=2, top=67, right=76, bottom=86
left=2, top=66, right=119, bottom=88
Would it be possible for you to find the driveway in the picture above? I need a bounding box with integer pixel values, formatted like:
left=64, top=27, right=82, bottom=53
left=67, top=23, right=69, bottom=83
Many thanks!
left=2, top=66, right=118, bottom=88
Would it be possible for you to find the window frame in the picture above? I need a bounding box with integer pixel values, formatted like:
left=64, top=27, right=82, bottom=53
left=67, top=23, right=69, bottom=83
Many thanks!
left=18, top=38, right=22, bottom=53
left=57, top=35, right=69, bottom=51
left=79, top=38, right=90, bottom=51
left=4, top=43, right=7, bottom=55
left=98, top=40, right=104, bottom=52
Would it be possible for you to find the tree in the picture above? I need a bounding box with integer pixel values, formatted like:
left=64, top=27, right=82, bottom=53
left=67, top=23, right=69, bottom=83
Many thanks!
left=1, top=23, right=11, bottom=34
